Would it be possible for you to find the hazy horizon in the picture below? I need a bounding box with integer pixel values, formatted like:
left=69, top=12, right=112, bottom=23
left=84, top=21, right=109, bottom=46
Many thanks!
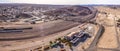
left=0, top=0, right=120, bottom=5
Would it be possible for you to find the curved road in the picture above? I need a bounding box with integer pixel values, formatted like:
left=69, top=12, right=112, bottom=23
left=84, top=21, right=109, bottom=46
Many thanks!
left=85, top=24, right=105, bottom=51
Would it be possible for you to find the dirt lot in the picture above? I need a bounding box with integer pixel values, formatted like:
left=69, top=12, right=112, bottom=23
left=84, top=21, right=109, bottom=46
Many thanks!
left=97, top=26, right=118, bottom=48
left=0, top=20, right=79, bottom=39
left=96, top=6, right=119, bottom=48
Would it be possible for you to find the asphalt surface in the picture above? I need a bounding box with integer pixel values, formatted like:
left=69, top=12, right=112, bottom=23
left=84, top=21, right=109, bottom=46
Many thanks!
left=85, top=24, right=105, bottom=51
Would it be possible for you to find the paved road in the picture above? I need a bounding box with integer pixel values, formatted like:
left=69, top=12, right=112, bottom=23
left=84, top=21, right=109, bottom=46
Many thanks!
left=85, top=24, right=105, bottom=51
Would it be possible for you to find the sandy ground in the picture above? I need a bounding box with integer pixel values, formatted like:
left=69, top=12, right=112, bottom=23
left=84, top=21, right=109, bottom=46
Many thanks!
left=0, top=20, right=79, bottom=39
left=97, top=26, right=118, bottom=48
left=96, top=6, right=119, bottom=48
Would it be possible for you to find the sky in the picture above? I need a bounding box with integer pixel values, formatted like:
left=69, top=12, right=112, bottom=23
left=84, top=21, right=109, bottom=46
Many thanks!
left=0, top=0, right=120, bottom=5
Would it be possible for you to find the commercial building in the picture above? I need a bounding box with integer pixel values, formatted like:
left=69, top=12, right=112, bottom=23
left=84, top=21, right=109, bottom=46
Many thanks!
left=64, top=30, right=91, bottom=44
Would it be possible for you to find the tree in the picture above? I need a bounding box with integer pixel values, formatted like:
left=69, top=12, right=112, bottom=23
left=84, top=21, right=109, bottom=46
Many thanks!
left=49, top=41, right=53, bottom=45
left=57, top=38, right=62, bottom=41
left=61, top=38, right=68, bottom=43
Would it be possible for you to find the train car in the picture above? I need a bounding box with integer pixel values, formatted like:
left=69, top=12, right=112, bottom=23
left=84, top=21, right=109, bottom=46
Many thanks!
left=0, top=30, right=22, bottom=33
